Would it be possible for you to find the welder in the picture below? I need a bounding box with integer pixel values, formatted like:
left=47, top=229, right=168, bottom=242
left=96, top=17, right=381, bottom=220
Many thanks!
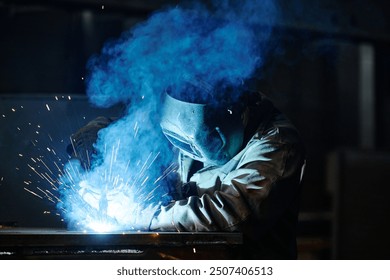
left=69, top=83, right=305, bottom=259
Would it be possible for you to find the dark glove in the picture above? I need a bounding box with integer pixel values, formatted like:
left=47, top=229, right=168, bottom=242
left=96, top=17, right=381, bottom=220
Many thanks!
left=66, top=116, right=116, bottom=170
left=181, top=181, right=198, bottom=197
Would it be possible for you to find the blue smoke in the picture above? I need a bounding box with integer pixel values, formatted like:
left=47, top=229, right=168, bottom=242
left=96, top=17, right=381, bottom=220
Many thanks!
left=86, top=0, right=279, bottom=105
left=58, top=0, right=280, bottom=231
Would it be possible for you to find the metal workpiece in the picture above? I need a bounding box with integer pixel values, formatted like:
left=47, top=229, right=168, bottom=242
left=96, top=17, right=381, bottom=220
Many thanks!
left=0, top=228, right=243, bottom=259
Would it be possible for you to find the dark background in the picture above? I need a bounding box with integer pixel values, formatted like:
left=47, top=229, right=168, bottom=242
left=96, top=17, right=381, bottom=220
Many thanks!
left=0, top=0, right=389, bottom=259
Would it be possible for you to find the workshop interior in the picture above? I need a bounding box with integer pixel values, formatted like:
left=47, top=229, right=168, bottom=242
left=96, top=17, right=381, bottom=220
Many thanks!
left=0, top=0, right=389, bottom=259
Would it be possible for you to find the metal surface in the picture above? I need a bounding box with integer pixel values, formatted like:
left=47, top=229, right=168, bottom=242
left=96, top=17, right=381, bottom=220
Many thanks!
left=0, top=228, right=243, bottom=259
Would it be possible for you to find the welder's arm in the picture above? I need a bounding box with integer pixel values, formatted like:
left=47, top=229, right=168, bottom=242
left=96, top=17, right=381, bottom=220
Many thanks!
left=149, top=132, right=305, bottom=232
left=150, top=167, right=260, bottom=231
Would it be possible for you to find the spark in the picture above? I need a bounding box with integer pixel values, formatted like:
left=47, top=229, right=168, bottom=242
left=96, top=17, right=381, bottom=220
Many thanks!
left=147, top=152, right=160, bottom=170
left=2, top=114, right=5, bottom=118
left=46, top=104, right=51, bottom=111
left=141, top=176, right=149, bottom=186
left=69, top=136, right=78, bottom=157
left=53, top=161, right=62, bottom=173
left=139, top=152, right=153, bottom=176
left=109, top=141, right=120, bottom=180
left=46, top=189, right=60, bottom=202
left=38, top=158, right=54, bottom=174
left=124, top=160, right=130, bottom=173
left=11, top=108, right=16, bottom=112
left=24, top=187, right=43, bottom=199
left=41, top=172, right=56, bottom=187
left=153, top=162, right=177, bottom=184
left=55, top=96, right=59, bottom=101
left=37, top=187, right=48, bottom=197
left=143, top=185, right=159, bottom=201
left=68, top=96, right=71, bottom=100
left=133, top=121, right=139, bottom=138
left=28, top=164, right=45, bottom=180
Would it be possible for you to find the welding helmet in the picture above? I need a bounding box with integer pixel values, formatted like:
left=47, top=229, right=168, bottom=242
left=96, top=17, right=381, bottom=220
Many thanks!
left=160, top=92, right=245, bottom=166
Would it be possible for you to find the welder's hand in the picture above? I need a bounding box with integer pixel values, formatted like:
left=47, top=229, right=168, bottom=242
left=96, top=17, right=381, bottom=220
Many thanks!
left=78, top=180, right=107, bottom=211
left=67, top=116, right=115, bottom=170
left=78, top=180, right=159, bottom=230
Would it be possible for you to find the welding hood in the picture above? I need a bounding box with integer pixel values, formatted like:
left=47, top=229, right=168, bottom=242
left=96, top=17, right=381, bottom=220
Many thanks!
left=160, top=93, right=245, bottom=166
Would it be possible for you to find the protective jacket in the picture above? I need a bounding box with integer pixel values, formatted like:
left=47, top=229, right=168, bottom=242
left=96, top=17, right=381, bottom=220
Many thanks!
left=150, top=96, right=306, bottom=259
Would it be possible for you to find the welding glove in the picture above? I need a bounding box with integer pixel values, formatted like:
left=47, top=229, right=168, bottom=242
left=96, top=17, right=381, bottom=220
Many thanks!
left=67, top=116, right=116, bottom=170
left=78, top=180, right=158, bottom=230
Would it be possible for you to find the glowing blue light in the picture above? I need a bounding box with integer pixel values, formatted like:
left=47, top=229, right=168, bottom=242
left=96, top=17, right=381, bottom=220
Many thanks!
left=86, top=221, right=118, bottom=233
left=56, top=118, right=175, bottom=232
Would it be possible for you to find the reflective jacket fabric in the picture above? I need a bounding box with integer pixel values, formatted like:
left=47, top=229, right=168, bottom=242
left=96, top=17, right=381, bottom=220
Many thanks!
left=150, top=98, right=306, bottom=259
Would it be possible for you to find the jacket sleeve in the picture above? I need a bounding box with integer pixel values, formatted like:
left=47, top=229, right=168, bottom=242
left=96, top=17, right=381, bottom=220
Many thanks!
left=149, top=125, right=305, bottom=232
